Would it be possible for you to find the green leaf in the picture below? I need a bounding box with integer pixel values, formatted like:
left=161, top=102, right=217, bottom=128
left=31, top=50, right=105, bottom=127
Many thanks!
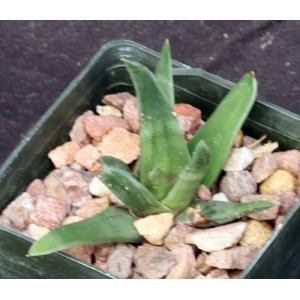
left=28, top=207, right=141, bottom=256
left=162, top=141, right=210, bottom=213
left=188, top=72, right=257, bottom=187
left=175, top=199, right=274, bottom=227
left=155, top=39, right=174, bottom=106
left=124, top=59, right=190, bottom=198
left=148, top=167, right=171, bottom=200
left=200, top=200, right=274, bottom=225
left=98, top=156, right=170, bottom=217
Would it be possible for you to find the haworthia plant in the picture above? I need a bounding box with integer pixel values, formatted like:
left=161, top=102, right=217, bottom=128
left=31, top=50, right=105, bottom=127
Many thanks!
left=124, top=58, right=190, bottom=198
left=28, top=41, right=273, bottom=257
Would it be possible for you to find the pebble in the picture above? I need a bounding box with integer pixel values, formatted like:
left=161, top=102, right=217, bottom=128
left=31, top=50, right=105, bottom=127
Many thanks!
left=107, top=245, right=135, bottom=279
left=69, top=111, right=93, bottom=146
left=26, top=223, right=50, bottom=240
left=240, top=220, right=273, bottom=248
left=133, top=244, right=176, bottom=279
left=96, top=105, right=122, bottom=118
left=212, top=192, right=229, bottom=202
left=133, top=213, right=174, bottom=245
left=75, top=197, right=110, bottom=219
left=166, top=245, right=197, bottom=279
left=102, top=92, right=134, bottom=110
left=196, top=252, right=214, bottom=274
left=229, top=270, right=242, bottom=279
left=260, top=170, right=297, bottom=194
left=89, top=177, right=110, bottom=197
left=251, top=153, right=277, bottom=183
left=206, top=269, right=230, bottom=279
left=1, top=193, right=35, bottom=230
left=74, top=144, right=100, bottom=171
left=94, top=243, right=116, bottom=271
left=273, top=150, right=300, bottom=176
left=34, top=196, right=68, bottom=229
left=197, top=185, right=212, bottom=201
left=176, top=115, right=195, bottom=135
left=43, top=169, right=68, bottom=200
left=97, top=128, right=140, bottom=164
left=65, top=245, right=95, bottom=264
left=220, top=171, right=257, bottom=202
left=83, top=114, right=129, bottom=141
left=186, top=222, right=247, bottom=252
left=123, top=96, right=140, bottom=132
left=88, top=177, right=124, bottom=207
left=194, top=272, right=206, bottom=279
left=240, top=194, right=280, bottom=220
left=59, top=168, right=92, bottom=208
left=206, top=245, right=258, bottom=270
left=174, top=103, right=201, bottom=134
left=164, top=224, right=194, bottom=250
left=278, top=192, right=299, bottom=214
left=223, top=147, right=254, bottom=172
left=48, top=141, right=80, bottom=168
left=63, top=215, right=83, bottom=225
left=26, top=179, right=46, bottom=199
left=234, top=130, right=244, bottom=147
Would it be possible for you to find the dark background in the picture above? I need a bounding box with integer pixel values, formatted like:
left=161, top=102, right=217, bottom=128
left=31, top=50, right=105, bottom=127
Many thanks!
left=0, top=20, right=299, bottom=164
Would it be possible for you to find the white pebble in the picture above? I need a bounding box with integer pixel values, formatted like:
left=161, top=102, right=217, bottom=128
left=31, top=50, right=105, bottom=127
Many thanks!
left=27, top=224, right=50, bottom=240
left=89, top=177, right=111, bottom=197
left=212, top=192, right=229, bottom=202
left=223, top=147, right=254, bottom=171
left=96, top=105, right=122, bottom=118
left=89, top=177, right=125, bottom=207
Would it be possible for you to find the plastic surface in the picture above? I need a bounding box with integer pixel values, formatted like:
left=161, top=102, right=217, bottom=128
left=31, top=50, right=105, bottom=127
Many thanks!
left=0, top=40, right=299, bottom=278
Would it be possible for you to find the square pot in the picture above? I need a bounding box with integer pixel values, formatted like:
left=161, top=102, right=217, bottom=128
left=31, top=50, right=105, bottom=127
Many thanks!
left=0, top=40, right=299, bottom=278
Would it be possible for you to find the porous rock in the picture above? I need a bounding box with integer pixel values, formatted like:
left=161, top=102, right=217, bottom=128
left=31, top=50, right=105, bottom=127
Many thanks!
left=133, top=244, right=176, bottom=279
left=220, top=171, right=257, bottom=202
left=107, top=245, right=135, bottom=279
left=186, top=222, right=247, bottom=252
left=206, top=245, right=258, bottom=270
left=251, top=152, right=277, bottom=183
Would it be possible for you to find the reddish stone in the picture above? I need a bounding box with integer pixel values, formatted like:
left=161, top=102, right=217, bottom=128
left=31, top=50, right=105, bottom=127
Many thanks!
left=83, top=115, right=129, bottom=141
left=48, top=141, right=80, bottom=168
left=123, top=96, right=140, bottom=132
left=74, top=145, right=100, bottom=171
left=1, top=193, right=35, bottom=230
left=102, top=92, right=135, bottom=110
left=34, top=196, right=68, bottom=229
left=26, top=179, right=46, bottom=199
left=69, top=111, right=93, bottom=146
left=174, top=103, right=201, bottom=134
left=273, top=150, right=300, bottom=177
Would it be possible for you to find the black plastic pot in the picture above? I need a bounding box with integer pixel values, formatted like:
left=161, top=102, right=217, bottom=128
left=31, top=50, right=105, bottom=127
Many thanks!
left=0, top=40, right=299, bottom=279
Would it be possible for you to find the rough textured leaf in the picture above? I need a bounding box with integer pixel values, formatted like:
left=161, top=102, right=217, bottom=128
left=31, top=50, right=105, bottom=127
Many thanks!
left=155, top=39, right=174, bottom=106
left=162, top=141, right=210, bottom=213
left=188, top=72, right=257, bottom=187
left=124, top=59, right=190, bottom=197
left=28, top=207, right=141, bottom=256
left=98, top=156, right=169, bottom=217
left=148, top=167, right=170, bottom=200
left=175, top=199, right=274, bottom=227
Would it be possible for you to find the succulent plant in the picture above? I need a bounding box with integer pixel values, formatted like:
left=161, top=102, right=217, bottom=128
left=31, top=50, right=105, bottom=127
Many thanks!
left=28, top=40, right=273, bottom=256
